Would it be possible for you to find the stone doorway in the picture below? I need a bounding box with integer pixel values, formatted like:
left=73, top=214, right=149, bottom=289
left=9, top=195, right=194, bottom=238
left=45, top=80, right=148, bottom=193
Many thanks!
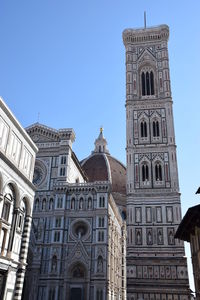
left=70, top=287, right=84, bottom=300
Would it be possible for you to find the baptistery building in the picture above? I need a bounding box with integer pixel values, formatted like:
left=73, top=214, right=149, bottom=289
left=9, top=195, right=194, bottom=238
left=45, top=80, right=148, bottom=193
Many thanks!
left=0, top=98, right=37, bottom=300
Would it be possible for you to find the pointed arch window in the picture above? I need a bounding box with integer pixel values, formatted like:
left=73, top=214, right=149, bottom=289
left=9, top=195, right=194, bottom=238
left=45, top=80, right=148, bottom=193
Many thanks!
left=71, top=198, right=75, bottom=210
left=79, top=198, right=84, bottom=210
left=150, top=71, right=154, bottom=94
left=87, top=197, right=92, bottom=209
left=140, top=121, right=147, bottom=138
left=42, top=198, right=46, bottom=211
left=51, top=255, right=57, bottom=272
left=153, top=121, right=160, bottom=137
left=49, top=198, right=54, bottom=210
left=141, top=71, right=155, bottom=96
left=142, top=164, right=149, bottom=181
left=155, top=163, right=162, bottom=181
left=97, top=255, right=103, bottom=272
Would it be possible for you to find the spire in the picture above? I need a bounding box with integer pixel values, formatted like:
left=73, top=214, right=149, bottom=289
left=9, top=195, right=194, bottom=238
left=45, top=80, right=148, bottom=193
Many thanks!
left=93, top=127, right=110, bottom=154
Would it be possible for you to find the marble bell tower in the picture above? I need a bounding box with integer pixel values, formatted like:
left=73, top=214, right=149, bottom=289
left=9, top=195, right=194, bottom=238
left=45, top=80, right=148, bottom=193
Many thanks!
left=123, top=24, right=190, bottom=300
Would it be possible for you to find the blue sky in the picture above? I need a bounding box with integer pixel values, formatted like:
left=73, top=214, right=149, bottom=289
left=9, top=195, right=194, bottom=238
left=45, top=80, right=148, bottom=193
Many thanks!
left=0, top=0, right=200, bottom=291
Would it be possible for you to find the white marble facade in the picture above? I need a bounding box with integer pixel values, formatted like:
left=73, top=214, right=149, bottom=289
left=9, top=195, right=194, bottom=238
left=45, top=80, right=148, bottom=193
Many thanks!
left=23, top=124, right=126, bottom=300
left=0, top=97, right=37, bottom=300
left=123, top=25, right=190, bottom=300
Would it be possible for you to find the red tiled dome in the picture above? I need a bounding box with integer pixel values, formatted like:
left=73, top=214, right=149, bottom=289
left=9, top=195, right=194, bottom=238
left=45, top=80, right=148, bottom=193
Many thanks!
left=81, top=129, right=126, bottom=208
left=81, top=153, right=126, bottom=202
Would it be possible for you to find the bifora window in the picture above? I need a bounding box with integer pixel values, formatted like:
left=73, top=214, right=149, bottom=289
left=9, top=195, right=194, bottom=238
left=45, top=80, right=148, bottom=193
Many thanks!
left=141, top=71, right=155, bottom=96
left=153, top=121, right=160, bottom=137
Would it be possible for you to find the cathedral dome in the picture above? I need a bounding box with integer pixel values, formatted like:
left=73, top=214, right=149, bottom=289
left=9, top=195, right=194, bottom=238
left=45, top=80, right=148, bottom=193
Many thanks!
left=81, top=129, right=126, bottom=207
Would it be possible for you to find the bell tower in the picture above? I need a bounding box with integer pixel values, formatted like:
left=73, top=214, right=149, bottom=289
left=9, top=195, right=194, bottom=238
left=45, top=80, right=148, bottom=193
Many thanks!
left=123, top=25, right=190, bottom=300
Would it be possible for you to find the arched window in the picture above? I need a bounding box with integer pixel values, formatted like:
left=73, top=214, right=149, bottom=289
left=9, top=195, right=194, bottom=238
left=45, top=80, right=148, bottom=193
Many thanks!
left=146, top=72, right=150, bottom=95
left=35, top=198, right=39, bottom=211
left=142, top=72, right=146, bottom=95
left=87, top=197, right=92, bottom=209
left=155, top=163, right=162, bottom=181
left=49, top=198, right=54, bottom=210
left=51, top=255, right=57, bottom=272
left=141, top=121, right=147, bottom=138
left=141, top=70, right=155, bottom=96
left=97, top=256, right=103, bottom=273
left=71, top=198, right=75, bottom=210
left=42, top=198, right=46, bottom=211
left=79, top=198, right=84, bottom=210
left=150, top=71, right=154, bottom=94
left=153, top=121, right=160, bottom=137
left=2, top=184, right=14, bottom=222
left=142, top=164, right=149, bottom=181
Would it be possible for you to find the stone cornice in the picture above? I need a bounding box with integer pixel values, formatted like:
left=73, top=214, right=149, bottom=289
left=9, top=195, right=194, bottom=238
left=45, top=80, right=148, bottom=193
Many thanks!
left=26, top=122, right=75, bottom=143
left=54, top=180, right=111, bottom=193
left=123, top=25, right=169, bottom=46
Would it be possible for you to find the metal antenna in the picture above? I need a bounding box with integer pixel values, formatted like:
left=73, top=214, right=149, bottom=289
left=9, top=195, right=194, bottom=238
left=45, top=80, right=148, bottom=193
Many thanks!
left=37, top=112, right=40, bottom=123
left=144, top=11, right=147, bottom=29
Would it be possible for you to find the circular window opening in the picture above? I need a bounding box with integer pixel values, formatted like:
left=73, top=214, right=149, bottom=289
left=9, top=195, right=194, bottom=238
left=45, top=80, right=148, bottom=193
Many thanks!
left=73, top=221, right=88, bottom=239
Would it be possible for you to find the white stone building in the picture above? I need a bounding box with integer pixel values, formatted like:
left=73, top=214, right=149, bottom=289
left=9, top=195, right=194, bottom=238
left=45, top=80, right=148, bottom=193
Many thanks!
left=123, top=25, right=190, bottom=300
left=0, top=97, right=37, bottom=299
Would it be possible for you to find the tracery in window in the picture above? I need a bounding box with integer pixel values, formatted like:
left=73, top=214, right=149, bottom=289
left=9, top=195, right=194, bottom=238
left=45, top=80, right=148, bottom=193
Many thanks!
left=141, top=70, right=155, bottom=96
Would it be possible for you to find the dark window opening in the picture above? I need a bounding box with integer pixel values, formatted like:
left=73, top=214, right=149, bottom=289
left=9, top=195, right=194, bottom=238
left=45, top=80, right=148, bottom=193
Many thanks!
left=142, top=164, right=149, bottom=181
